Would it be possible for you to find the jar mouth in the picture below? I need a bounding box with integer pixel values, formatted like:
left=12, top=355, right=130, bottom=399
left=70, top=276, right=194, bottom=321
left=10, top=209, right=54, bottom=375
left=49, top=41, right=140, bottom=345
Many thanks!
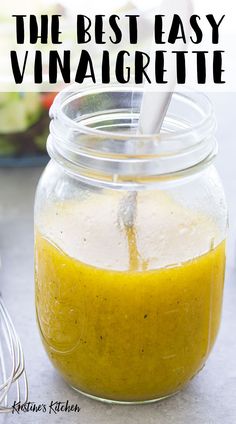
left=48, top=85, right=217, bottom=188
left=51, top=84, right=215, bottom=141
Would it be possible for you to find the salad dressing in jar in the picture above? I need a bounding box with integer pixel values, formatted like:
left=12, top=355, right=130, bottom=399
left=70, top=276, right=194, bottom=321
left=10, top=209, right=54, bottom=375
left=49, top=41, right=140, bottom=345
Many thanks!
left=35, top=87, right=227, bottom=403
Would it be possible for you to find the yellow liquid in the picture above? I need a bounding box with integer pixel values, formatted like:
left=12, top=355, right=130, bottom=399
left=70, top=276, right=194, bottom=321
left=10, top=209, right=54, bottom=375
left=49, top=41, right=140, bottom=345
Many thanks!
left=35, top=193, right=226, bottom=402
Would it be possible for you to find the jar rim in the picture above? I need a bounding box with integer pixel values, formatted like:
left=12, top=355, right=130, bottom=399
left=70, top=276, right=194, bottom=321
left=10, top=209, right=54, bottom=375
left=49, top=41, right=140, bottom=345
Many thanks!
left=48, top=84, right=217, bottom=187
left=51, top=84, right=215, bottom=141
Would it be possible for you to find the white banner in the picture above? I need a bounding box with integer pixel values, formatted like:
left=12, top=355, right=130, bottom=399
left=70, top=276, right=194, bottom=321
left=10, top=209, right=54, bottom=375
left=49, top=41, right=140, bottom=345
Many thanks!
left=0, top=0, right=235, bottom=92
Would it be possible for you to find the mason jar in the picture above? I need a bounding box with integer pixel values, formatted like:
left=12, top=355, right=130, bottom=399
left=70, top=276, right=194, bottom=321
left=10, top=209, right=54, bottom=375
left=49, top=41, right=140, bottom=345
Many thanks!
left=34, top=86, right=227, bottom=404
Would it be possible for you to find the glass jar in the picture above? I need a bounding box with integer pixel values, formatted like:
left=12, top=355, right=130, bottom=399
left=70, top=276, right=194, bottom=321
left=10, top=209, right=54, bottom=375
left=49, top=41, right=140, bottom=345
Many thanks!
left=34, top=86, right=227, bottom=404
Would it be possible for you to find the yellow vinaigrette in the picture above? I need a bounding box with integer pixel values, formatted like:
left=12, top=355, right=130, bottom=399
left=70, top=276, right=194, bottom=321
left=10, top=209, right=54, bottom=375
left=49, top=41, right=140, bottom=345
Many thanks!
left=35, top=194, right=225, bottom=402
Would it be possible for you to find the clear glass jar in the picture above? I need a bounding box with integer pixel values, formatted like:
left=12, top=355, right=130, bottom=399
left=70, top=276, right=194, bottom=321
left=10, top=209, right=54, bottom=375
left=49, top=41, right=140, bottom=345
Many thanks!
left=34, top=86, right=227, bottom=404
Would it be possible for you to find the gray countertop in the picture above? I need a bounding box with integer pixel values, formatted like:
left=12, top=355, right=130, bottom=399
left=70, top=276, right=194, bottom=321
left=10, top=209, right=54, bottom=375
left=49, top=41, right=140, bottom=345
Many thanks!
left=1, top=93, right=236, bottom=424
